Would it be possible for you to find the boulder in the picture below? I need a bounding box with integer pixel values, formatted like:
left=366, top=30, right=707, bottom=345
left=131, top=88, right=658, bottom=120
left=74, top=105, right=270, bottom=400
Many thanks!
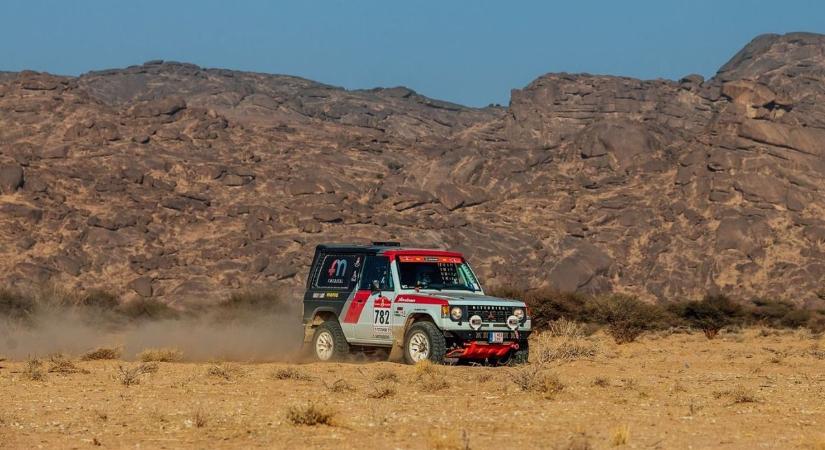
left=128, top=276, right=153, bottom=297
left=547, top=241, right=613, bottom=292
left=0, top=165, right=24, bottom=193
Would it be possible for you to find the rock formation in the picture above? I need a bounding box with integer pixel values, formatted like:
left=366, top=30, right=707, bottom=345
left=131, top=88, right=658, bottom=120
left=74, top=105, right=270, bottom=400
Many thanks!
left=1, top=32, right=824, bottom=305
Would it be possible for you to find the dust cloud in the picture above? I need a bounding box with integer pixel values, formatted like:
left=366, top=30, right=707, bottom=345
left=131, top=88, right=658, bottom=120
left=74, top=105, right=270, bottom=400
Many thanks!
left=0, top=292, right=306, bottom=361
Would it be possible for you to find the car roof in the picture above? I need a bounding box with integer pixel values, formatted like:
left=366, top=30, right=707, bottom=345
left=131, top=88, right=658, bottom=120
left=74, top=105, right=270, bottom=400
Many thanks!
left=315, top=243, right=464, bottom=259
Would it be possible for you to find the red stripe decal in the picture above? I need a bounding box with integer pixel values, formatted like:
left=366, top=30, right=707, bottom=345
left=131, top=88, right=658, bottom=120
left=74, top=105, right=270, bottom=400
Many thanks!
left=342, top=290, right=371, bottom=324
left=394, top=294, right=448, bottom=305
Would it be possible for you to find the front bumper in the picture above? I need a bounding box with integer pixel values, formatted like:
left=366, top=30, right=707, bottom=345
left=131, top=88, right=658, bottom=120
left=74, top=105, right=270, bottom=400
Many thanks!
left=446, top=341, right=522, bottom=359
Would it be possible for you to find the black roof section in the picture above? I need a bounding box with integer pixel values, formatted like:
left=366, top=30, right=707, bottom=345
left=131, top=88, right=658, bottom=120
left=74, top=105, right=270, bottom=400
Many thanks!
left=315, top=242, right=401, bottom=254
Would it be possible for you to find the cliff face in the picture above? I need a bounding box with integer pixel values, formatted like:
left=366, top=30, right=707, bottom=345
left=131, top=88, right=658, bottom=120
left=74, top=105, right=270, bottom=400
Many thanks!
left=1, top=33, right=824, bottom=305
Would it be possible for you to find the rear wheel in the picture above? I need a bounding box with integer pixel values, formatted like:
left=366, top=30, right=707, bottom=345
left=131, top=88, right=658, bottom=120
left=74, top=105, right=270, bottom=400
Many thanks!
left=403, top=321, right=446, bottom=364
left=312, top=320, right=349, bottom=362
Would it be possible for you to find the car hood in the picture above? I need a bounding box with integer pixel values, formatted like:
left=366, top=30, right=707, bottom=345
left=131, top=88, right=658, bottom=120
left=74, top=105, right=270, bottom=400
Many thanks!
left=423, top=292, right=525, bottom=306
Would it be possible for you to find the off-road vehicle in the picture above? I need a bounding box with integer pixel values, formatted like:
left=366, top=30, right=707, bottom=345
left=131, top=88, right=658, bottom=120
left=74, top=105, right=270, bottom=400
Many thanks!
left=302, top=242, right=531, bottom=364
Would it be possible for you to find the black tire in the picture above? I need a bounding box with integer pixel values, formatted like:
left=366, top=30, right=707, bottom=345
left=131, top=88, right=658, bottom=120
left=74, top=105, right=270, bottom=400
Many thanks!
left=311, top=320, right=349, bottom=362
left=508, top=349, right=530, bottom=365
left=403, top=321, right=446, bottom=365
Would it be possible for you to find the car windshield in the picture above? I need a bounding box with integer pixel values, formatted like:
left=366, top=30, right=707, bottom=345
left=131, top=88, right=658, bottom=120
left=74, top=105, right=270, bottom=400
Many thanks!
left=397, top=256, right=480, bottom=291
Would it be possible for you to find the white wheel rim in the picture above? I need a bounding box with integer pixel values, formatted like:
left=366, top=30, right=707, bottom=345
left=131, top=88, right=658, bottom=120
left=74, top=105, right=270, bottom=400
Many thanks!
left=408, top=332, right=430, bottom=362
left=315, top=330, right=334, bottom=361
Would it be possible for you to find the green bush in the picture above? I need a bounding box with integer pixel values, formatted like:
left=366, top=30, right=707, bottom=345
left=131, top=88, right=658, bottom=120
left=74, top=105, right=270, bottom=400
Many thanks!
left=585, top=294, right=667, bottom=343
left=678, top=294, right=743, bottom=339
left=0, top=288, right=38, bottom=323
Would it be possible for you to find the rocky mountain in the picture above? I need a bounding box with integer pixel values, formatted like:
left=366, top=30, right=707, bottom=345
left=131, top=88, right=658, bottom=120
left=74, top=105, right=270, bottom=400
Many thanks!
left=1, top=32, right=825, bottom=306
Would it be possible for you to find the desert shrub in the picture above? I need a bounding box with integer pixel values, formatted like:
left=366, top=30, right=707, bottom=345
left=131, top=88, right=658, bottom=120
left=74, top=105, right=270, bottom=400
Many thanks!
left=779, top=308, right=813, bottom=329
left=47, top=354, right=88, bottom=374
left=511, top=365, right=565, bottom=398
left=206, top=363, right=242, bottom=380
left=749, top=298, right=795, bottom=325
left=611, top=425, right=630, bottom=446
left=286, top=403, right=335, bottom=426
left=678, top=294, right=743, bottom=339
left=0, top=288, right=36, bottom=323
left=548, top=318, right=588, bottom=338
left=586, top=294, right=665, bottom=343
left=720, top=385, right=758, bottom=404
left=592, top=376, right=610, bottom=387
left=532, top=333, right=599, bottom=364
left=117, top=298, right=179, bottom=321
left=526, top=289, right=590, bottom=330
left=373, top=369, right=399, bottom=383
left=138, top=348, right=183, bottom=362
left=324, top=379, right=355, bottom=393
left=115, top=363, right=156, bottom=386
left=23, top=357, right=46, bottom=381
left=367, top=384, right=397, bottom=399
left=272, top=367, right=312, bottom=381
left=81, top=347, right=122, bottom=361
left=414, top=360, right=449, bottom=392
left=192, top=410, right=208, bottom=428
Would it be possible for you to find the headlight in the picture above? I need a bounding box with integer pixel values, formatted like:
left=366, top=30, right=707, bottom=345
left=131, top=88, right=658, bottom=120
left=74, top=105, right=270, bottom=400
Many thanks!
left=450, top=306, right=462, bottom=321
left=469, top=315, right=483, bottom=330
left=513, top=308, right=525, bottom=320
left=506, top=315, right=520, bottom=330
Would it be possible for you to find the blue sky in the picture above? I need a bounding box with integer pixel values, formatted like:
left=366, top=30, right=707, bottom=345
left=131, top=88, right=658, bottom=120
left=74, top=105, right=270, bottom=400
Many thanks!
left=1, top=1, right=823, bottom=106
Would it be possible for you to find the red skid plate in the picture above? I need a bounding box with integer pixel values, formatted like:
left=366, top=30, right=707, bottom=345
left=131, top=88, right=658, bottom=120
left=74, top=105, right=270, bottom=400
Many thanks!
left=446, top=341, right=519, bottom=359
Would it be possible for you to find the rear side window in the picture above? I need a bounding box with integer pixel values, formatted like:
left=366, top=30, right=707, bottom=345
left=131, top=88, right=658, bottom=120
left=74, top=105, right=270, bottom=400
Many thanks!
left=314, top=254, right=362, bottom=290
left=359, top=256, right=394, bottom=291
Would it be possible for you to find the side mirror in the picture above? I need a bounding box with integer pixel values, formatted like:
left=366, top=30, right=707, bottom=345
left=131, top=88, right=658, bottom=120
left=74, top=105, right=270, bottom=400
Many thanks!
left=371, top=280, right=381, bottom=294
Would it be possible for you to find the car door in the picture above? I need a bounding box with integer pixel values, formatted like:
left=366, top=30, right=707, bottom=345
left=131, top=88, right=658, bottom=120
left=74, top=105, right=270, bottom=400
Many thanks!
left=354, top=255, right=396, bottom=343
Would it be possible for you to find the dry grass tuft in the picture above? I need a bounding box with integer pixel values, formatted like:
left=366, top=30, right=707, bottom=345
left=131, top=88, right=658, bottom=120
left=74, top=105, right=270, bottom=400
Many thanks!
left=373, top=368, right=399, bottom=383
left=47, top=354, right=88, bottom=374
left=414, top=361, right=449, bottom=392
left=729, top=385, right=758, bottom=403
left=549, top=318, right=588, bottom=338
left=611, top=425, right=630, bottom=446
left=592, top=376, right=611, bottom=387
left=192, top=410, right=207, bottom=428
left=23, top=357, right=46, bottom=381
left=532, top=331, right=599, bottom=365
left=206, top=363, right=243, bottom=380
left=138, top=348, right=183, bottom=363
left=115, top=363, right=157, bottom=386
left=414, top=359, right=438, bottom=377
left=324, top=379, right=355, bottom=393
left=368, top=384, right=397, bottom=399
left=511, top=365, right=565, bottom=398
left=81, top=347, right=121, bottom=361
left=286, top=403, right=335, bottom=426
left=272, top=367, right=312, bottom=381
left=427, top=429, right=471, bottom=450
left=714, top=385, right=758, bottom=404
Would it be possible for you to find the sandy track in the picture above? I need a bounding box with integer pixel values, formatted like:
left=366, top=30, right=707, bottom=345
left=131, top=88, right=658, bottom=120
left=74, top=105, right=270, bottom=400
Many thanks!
left=1, top=329, right=823, bottom=449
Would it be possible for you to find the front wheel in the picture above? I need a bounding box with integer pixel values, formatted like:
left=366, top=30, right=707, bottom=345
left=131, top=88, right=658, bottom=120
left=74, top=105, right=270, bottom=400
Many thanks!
left=312, top=320, right=349, bottom=362
left=403, top=321, right=446, bottom=364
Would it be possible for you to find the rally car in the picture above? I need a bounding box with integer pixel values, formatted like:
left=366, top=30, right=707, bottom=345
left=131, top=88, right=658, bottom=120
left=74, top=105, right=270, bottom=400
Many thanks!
left=301, top=242, right=531, bottom=364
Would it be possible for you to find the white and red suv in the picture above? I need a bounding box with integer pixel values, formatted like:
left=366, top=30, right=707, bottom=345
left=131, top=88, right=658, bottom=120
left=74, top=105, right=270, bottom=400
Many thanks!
left=302, top=242, right=531, bottom=364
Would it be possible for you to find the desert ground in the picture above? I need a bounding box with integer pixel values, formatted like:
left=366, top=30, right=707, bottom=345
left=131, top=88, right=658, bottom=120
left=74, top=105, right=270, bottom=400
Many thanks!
left=1, top=328, right=823, bottom=449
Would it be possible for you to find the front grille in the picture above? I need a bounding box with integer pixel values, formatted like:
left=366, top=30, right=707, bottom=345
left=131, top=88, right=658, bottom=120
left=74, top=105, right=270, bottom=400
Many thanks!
left=467, top=305, right=511, bottom=323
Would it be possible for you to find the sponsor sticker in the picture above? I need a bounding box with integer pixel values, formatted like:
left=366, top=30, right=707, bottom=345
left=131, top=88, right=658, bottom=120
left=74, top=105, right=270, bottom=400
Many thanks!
left=372, top=296, right=391, bottom=338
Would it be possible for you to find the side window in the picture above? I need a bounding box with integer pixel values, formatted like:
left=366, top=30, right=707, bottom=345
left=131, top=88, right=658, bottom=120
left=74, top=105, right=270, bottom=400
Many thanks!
left=359, top=256, right=394, bottom=291
left=315, top=254, right=362, bottom=290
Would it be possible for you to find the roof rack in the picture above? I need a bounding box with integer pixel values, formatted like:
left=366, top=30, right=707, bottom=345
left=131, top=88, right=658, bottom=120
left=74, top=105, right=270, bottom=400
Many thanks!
left=372, top=241, right=401, bottom=247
